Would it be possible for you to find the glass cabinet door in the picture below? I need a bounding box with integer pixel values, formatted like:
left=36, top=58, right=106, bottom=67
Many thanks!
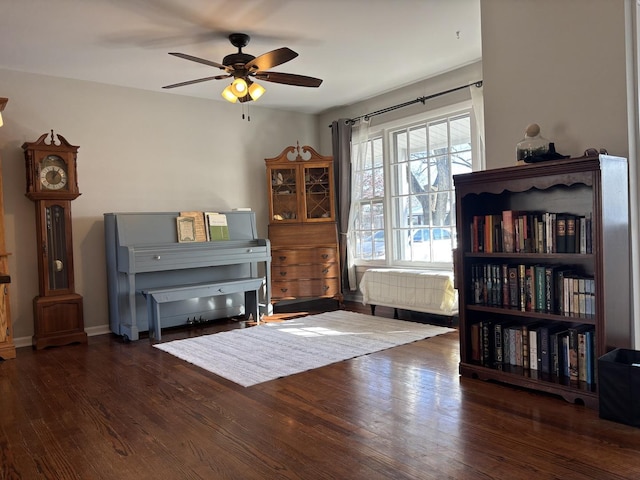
left=270, top=167, right=298, bottom=221
left=303, top=165, right=333, bottom=221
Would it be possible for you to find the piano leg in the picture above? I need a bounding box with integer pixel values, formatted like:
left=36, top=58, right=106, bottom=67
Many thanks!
left=244, top=289, right=259, bottom=323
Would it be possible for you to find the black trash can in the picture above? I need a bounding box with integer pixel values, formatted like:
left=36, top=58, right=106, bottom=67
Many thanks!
left=598, top=348, right=640, bottom=427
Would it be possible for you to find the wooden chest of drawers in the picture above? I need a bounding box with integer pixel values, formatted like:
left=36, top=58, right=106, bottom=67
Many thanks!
left=268, top=223, right=342, bottom=304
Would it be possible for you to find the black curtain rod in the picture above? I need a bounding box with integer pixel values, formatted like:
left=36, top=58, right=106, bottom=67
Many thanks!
left=339, top=80, right=482, bottom=125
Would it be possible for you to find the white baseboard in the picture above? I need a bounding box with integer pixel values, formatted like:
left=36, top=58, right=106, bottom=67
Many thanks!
left=13, top=324, right=112, bottom=349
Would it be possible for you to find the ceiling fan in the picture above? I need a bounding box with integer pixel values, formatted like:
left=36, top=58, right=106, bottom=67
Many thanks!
left=162, top=33, right=323, bottom=103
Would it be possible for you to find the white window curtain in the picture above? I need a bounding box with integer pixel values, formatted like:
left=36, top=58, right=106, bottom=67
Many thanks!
left=347, top=118, right=371, bottom=289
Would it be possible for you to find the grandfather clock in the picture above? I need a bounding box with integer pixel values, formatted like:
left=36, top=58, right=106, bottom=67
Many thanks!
left=23, top=131, right=87, bottom=349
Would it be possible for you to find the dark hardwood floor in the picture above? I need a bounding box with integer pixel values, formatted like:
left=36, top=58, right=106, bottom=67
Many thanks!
left=1, top=300, right=640, bottom=479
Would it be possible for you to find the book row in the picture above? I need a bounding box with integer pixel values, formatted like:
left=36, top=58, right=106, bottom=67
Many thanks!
left=177, top=211, right=231, bottom=243
left=470, top=263, right=595, bottom=317
left=470, top=320, right=596, bottom=384
left=470, top=210, right=592, bottom=254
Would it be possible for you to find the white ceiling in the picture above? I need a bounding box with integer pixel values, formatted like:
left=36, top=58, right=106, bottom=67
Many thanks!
left=0, top=0, right=481, bottom=114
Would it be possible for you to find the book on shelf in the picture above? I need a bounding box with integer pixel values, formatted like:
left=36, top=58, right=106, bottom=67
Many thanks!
left=501, top=264, right=510, bottom=308
left=176, top=216, right=197, bottom=243
left=179, top=211, right=208, bottom=242
left=508, top=265, right=519, bottom=309
left=505, top=325, right=518, bottom=366
left=554, top=268, right=572, bottom=315
left=205, top=212, right=230, bottom=241
left=565, top=215, right=577, bottom=253
left=544, top=266, right=556, bottom=312
left=585, top=213, right=593, bottom=254
left=550, top=328, right=567, bottom=376
left=528, top=325, right=539, bottom=371
left=534, top=265, right=546, bottom=312
left=502, top=210, right=516, bottom=253
left=481, top=320, right=494, bottom=366
left=521, top=324, right=530, bottom=370
left=578, top=331, right=588, bottom=382
left=555, top=214, right=567, bottom=253
left=471, top=322, right=481, bottom=362
left=561, top=333, right=571, bottom=378
left=525, top=266, right=536, bottom=312
left=518, top=264, right=527, bottom=312
left=534, top=214, right=544, bottom=254
left=568, top=324, right=591, bottom=381
left=584, top=329, right=595, bottom=384
left=545, top=212, right=556, bottom=253
left=578, top=215, right=587, bottom=254
left=494, top=322, right=504, bottom=364
left=514, top=326, right=523, bottom=367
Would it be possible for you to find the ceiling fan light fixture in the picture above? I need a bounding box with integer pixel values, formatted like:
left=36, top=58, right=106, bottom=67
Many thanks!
left=221, top=85, right=238, bottom=103
left=248, top=81, right=266, bottom=101
left=230, top=77, right=248, bottom=97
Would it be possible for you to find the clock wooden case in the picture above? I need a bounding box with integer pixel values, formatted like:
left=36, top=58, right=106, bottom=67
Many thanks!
left=23, top=131, right=87, bottom=349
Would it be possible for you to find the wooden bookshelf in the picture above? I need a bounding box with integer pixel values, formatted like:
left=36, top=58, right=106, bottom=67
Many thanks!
left=453, top=155, right=631, bottom=408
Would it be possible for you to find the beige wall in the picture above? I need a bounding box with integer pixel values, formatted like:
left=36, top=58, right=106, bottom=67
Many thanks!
left=317, top=62, right=484, bottom=153
left=481, top=0, right=629, bottom=165
left=0, top=68, right=318, bottom=342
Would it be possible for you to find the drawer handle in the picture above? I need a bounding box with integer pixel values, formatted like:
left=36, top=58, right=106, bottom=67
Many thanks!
left=154, top=255, right=161, bottom=260
left=280, top=288, right=288, bottom=293
left=279, top=272, right=287, bottom=277
left=323, top=285, right=330, bottom=292
left=321, top=254, right=329, bottom=259
left=322, top=268, right=329, bottom=274
left=279, top=256, right=287, bottom=261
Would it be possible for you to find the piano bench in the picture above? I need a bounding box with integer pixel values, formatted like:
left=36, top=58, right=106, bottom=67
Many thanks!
left=141, top=277, right=265, bottom=341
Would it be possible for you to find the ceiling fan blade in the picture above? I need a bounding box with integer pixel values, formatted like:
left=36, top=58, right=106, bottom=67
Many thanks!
left=168, top=52, right=227, bottom=70
left=245, top=47, right=298, bottom=71
left=254, top=71, right=323, bottom=87
left=162, top=76, right=223, bottom=89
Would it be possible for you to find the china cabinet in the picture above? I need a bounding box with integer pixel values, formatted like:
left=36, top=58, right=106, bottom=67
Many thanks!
left=265, top=144, right=342, bottom=305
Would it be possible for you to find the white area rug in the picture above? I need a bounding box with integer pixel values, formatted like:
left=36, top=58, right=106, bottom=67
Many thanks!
left=154, top=310, right=455, bottom=387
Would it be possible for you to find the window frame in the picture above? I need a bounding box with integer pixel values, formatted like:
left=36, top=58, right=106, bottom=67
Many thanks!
left=351, top=100, right=482, bottom=268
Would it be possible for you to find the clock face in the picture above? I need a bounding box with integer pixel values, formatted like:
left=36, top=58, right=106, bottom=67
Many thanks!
left=39, top=155, right=68, bottom=191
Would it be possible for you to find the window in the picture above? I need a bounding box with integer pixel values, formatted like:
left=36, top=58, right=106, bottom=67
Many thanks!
left=351, top=103, right=480, bottom=267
